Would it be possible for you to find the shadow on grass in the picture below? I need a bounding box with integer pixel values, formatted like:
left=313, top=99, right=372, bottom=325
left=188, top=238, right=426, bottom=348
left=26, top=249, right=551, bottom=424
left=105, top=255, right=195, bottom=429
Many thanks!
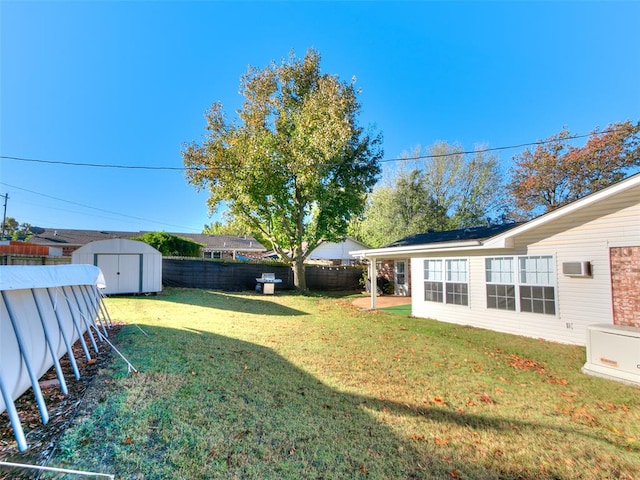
left=120, top=288, right=309, bottom=317
left=50, top=324, right=637, bottom=480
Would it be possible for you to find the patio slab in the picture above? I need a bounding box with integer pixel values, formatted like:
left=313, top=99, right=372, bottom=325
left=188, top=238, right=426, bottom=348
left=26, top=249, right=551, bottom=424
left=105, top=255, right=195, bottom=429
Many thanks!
left=352, top=294, right=411, bottom=309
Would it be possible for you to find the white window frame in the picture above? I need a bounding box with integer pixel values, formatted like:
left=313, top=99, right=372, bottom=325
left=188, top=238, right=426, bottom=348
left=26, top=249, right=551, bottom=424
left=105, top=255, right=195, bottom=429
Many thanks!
left=484, top=255, right=557, bottom=316
left=485, top=257, right=517, bottom=311
left=423, top=258, right=469, bottom=306
left=518, top=255, right=556, bottom=315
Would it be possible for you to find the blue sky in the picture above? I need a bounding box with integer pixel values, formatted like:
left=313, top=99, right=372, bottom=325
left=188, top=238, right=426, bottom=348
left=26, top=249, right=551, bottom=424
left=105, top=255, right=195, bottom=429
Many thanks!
left=1, top=1, right=638, bottom=233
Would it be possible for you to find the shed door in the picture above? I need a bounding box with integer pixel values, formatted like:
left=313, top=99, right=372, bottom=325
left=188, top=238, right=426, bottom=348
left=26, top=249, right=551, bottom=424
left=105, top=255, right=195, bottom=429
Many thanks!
left=96, top=254, right=142, bottom=294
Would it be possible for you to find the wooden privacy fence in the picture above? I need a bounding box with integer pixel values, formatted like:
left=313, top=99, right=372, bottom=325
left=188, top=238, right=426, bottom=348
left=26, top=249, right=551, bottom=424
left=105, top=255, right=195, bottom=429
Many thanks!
left=162, top=258, right=364, bottom=292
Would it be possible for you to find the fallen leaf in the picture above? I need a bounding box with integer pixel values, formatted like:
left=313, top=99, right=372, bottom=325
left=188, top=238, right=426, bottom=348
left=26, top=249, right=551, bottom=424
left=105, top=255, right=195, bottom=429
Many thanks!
left=478, top=393, right=494, bottom=404
left=434, top=437, right=449, bottom=445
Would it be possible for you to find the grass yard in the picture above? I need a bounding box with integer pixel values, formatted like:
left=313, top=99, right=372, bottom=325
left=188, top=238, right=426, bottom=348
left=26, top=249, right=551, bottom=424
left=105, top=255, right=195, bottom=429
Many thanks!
left=47, top=288, right=638, bottom=479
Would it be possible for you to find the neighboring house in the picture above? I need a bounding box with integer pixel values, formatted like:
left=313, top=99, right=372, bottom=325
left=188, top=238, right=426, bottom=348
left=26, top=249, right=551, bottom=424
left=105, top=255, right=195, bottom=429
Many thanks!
left=26, top=229, right=266, bottom=260
left=26, top=229, right=142, bottom=257
left=351, top=173, right=640, bottom=347
left=176, top=233, right=266, bottom=260
left=0, top=240, right=65, bottom=265
left=306, top=237, right=370, bottom=265
left=264, top=237, right=371, bottom=266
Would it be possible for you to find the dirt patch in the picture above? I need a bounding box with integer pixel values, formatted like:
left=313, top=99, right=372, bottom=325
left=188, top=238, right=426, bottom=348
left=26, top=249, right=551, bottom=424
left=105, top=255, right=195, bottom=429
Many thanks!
left=0, top=325, right=122, bottom=479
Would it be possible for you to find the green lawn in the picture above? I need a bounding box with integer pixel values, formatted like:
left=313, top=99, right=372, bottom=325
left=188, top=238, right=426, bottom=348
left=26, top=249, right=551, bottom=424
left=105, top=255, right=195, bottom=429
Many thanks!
left=379, top=303, right=412, bottom=316
left=48, top=288, right=639, bottom=479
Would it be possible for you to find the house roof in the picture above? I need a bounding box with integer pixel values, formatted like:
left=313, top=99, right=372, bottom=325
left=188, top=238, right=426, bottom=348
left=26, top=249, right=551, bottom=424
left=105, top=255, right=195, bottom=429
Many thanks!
left=483, top=172, right=640, bottom=249
left=351, top=172, right=640, bottom=259
left=26, top=228, right=266, bottom=251
left=383, top=223, right=523, bottom=248
left=174, top=233, right=265, bottom=252
left=27, top=229, right=140, bottom=246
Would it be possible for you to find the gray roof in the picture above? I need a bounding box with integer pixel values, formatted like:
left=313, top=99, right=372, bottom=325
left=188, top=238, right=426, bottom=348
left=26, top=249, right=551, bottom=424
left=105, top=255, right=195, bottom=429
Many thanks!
left=27, top=229, right=141, bottom=246
left=383, top=223, right=524, bottom=248
left=26, top=228, right=266, bottom=252
left=173, top=233, right=265, bottom=251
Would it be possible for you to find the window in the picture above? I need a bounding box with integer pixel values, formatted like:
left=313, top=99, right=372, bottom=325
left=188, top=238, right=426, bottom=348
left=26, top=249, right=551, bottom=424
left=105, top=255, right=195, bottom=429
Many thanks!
left=424, top=281, right=443, bottom=303
left=519, top=256, right=555, bottom=315
left=485, top=257, right=516, bottom=311
left=424, top=259, right=443, bottom=302
left=423, top=258, right=468, bottom=305
left=204, top=251, right=222, bottom=259
left=486, top=284, right=516, bottom=310
left=446, top=259, right=468, bottom=305
left=395, top=261, right=406, bottom=286
left=485, top=255, right=556, bottom=315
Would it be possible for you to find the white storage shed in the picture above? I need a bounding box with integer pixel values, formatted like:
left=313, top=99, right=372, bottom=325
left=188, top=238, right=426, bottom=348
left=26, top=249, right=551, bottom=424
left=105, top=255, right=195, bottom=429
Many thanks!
left=72, top=238, right=162, bottom=294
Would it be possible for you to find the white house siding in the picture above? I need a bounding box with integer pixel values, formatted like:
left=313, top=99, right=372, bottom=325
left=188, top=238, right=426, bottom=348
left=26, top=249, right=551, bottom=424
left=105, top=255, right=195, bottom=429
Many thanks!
left=410, top=252, right=554, bottom=343
left=308, top=238, right=368, bottom=265
left=518, top=191, right=640, bottom=345
left=410, top=187, right=640, bottom=346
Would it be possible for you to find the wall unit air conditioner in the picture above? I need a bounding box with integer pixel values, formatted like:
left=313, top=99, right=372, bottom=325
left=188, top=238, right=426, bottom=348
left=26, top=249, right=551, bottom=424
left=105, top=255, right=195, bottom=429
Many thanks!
left=583, top=324, right=640, bottom=386
left=562, top=261, right=592, bottom=277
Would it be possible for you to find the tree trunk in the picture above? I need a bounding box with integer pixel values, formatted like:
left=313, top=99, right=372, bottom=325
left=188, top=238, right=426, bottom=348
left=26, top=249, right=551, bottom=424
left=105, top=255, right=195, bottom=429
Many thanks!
left=292, top=257, right=307, bottom=291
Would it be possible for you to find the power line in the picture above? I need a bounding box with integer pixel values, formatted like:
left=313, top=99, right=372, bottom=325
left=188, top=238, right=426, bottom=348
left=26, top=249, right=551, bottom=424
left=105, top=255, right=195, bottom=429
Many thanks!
left=0, top=127, right=624, bottom=170
left=380, top=130, right=614, bottom=164
left=0, top=155, right=188, bottom=170
left=0, top=182, right=202, bottom=232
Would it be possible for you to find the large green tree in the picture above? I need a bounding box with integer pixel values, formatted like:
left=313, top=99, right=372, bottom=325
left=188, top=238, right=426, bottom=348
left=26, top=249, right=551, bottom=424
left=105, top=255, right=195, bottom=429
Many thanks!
left=354, top=172, right=447, bottom=247
left=353, top=142, right=504, bottom=247
left=182, top=49, right=382, bottom=289
left=418, top=142, right=505, bottom=227
left=508, top=120, right=640, bottom=218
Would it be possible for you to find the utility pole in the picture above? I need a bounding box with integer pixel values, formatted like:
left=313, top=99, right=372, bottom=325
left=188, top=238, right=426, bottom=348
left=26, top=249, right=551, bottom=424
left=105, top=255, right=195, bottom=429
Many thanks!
left=1, top=193, right=8, bottom=239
